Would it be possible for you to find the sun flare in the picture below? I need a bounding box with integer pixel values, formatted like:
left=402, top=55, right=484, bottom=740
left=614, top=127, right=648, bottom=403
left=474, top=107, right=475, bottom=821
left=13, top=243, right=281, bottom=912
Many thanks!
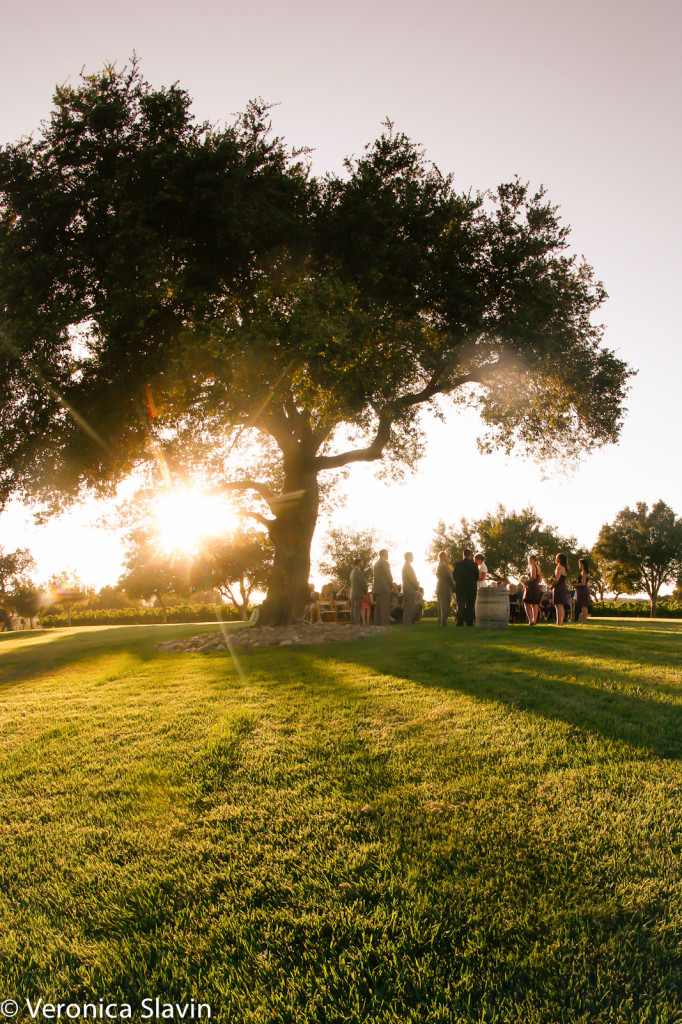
left=153, top=488, right=238, bottom=553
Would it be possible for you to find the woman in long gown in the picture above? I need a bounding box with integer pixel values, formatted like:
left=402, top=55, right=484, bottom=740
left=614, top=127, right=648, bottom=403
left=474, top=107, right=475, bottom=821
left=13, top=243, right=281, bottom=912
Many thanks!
left=549, top=552, right=570, bottom=625
left=523, top=554, right=543, bottom=625
left=574, top=557, right=592, bottom=624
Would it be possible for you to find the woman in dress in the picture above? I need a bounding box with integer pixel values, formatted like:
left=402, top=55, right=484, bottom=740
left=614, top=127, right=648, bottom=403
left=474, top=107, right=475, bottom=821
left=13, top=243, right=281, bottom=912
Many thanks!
left=523, top=554, right=543, bottom=624
left=361, top=590, right=374, bottom=626
left=574, top=557, right=592, bottom=624
left=549, top=552, right=570, bottom=625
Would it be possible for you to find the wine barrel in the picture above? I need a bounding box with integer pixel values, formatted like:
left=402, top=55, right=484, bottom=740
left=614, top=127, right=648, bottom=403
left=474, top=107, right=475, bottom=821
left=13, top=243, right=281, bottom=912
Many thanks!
left=475, top=588, right=510, bottom=630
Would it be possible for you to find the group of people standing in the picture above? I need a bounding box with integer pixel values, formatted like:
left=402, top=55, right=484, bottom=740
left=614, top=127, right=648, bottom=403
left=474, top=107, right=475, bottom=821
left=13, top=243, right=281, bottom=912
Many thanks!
left=435, top=548, right=483, bottom=627
left=343, top=548, right=593, bottom=629
left=435, top=549, right=593, bottom=627
left=350, top=549, right=423, bottom=626
left=521, top=553, right=593, bottom=625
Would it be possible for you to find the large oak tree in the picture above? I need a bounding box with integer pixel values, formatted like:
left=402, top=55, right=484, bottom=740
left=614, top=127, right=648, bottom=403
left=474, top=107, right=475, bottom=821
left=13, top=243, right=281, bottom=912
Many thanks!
left=0, top=63, right=631, bottom=623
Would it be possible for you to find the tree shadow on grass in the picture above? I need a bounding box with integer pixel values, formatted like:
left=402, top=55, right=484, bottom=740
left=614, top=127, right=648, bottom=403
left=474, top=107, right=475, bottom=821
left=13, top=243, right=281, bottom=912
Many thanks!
left=552, top=622, right=682, bottom=671
left=481, top=632, right=682, bottom=703
left=326, top=626, right=682, bottom=761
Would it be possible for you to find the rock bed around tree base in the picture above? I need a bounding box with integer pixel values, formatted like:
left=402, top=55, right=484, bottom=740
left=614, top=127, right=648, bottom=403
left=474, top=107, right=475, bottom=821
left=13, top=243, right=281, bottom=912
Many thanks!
left=156, top=622, right=391, bottom=653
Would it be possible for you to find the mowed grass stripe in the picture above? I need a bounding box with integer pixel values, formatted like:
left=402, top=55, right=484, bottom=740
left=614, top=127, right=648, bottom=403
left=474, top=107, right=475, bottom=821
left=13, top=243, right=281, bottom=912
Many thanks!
left=0, top=620, right=680, bottom=1023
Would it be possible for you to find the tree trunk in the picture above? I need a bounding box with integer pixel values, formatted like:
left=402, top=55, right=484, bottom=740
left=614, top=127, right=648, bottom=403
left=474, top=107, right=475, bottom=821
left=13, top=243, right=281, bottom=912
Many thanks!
left=239, top=581, right=250, bottom=621
left=156, top=593, right=168, bottom=624
left=259, top=466, right=320, bottom=626
left=650, top=592, right=657, bottom=618
left=226, top=584, right=250, bottom=621
left=221, top=585, right=249, bottom=621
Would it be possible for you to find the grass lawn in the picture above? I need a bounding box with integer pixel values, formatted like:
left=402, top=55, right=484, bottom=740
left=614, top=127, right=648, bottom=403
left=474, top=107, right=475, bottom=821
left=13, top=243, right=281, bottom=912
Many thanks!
left=1, top=619, right=681, bottom=1023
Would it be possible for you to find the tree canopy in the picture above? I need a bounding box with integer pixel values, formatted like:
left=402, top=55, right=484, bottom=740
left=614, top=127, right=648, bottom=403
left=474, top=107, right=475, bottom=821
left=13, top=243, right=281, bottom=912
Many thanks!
left=0, top=546, right=35, bottom=597
left=190, top=529, right=273, bottom=620
left=431, top=506, right=579, bottom=584
left=118, top=527, right=190, bottom=622
left=42, top=571, right=94, bottom=626
left=0, top=61, right=632, bottom=623
left=0, top=545, right=37, bottom=628
left=318, top=527, right=381, bottom=589
left=594, top=501, right=682, bottom=617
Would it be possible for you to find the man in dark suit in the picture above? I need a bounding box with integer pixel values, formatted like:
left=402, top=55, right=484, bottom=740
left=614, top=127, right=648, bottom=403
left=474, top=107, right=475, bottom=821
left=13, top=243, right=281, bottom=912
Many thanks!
left=373, top=549, right=393, bottom=626
left=452, top=548, right=479, bottom=626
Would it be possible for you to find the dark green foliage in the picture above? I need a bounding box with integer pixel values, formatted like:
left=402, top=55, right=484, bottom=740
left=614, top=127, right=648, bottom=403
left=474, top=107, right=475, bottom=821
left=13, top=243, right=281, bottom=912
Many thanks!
left=431, top=506, right=579, bottom=583
left=318, top=526, right=381, bottom=587
left=0, top=545, right=35, bottom=596
left=584, top=547, right=608, bottom=600
left=87, top=584, right=137, bottom=610
left=591, top=601, right=682, bottom=618
left=0, top=545, right=37, bottom=625
left=674, top=569, right=682, bottom=604
left=0, top=60, right=306, bottom=507
left=594, top=501, right=682, bottom=616
left=39, top=603, right=242, bottom=626
left=5, top=579, right=41, bottom=621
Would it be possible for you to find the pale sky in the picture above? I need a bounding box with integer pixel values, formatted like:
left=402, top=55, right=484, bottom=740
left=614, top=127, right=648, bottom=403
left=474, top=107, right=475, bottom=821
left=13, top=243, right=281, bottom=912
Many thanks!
left=1, top=0, right=681, bottom=596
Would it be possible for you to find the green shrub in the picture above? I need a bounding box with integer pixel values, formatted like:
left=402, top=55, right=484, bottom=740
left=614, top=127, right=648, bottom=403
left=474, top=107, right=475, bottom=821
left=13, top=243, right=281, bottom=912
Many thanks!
left=591, top=601, right=682, bottom=618
left=39, top=605, right=245, bottom=628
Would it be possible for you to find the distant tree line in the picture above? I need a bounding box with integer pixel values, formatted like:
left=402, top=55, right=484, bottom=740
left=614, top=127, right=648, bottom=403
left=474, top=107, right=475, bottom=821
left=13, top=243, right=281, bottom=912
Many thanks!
left=117, top=526, right=273, bottom=623
left=427, top=500, right=682, bottom=618
left=0, top=546, right=39, bottom=627
left=0, top=527, right=273, bottom=628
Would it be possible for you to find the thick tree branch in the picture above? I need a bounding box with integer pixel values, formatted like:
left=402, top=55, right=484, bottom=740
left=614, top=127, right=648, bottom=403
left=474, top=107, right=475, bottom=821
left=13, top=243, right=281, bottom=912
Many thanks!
left=313, top=369, right=480, bottom=472
left=216, top=479, right=278, bottom=510
left=396, top=367, right=481, bottom=410
left=240, top=509, right=273, bottom=529
left=313, top=409, right=394, bottom=471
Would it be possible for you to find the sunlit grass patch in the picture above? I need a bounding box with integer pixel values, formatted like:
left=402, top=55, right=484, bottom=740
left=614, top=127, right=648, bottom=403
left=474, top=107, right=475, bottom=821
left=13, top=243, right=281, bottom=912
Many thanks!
left=0, top=620, right=681, bottom=1021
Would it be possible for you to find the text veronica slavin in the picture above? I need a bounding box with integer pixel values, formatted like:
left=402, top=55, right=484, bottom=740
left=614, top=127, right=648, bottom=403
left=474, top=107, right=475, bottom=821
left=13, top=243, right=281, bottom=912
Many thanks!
left=24, top=999, right=212, bottom=1019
